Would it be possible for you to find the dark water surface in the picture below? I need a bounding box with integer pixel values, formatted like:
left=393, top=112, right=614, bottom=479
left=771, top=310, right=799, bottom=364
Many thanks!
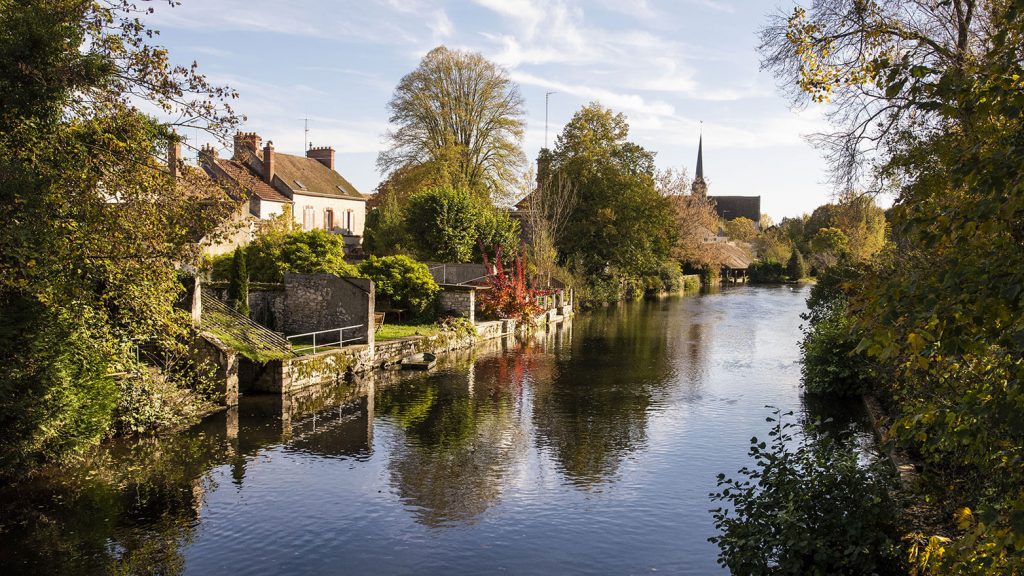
left=1, top=285, right=869, bottom=575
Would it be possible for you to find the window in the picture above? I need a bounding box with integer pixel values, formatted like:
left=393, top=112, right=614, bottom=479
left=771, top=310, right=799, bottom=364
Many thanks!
left=324, top=208, right=334, bottom=231
left=345, top=210, right=353, bottom=231
left=303, top=206, right=314, bottom=230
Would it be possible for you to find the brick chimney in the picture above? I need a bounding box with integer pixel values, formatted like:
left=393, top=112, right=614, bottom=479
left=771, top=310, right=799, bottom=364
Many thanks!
left=167, top=133, right=181, bottom=180
left=233, top=131, right=261, bottom=161
left=536, top=147, right=553, bottom=189
left=306, top=144, right=335, bottom=170
left=198, top=143, right=218, bottom=164
left=263, top=140, right=275, bottom=183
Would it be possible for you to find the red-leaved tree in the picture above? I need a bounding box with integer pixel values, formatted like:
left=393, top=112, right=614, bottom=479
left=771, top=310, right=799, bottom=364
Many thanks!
left=477, top=244, right=556, bottom=322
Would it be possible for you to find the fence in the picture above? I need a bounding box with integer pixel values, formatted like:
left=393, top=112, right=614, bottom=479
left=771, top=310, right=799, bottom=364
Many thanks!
left=427, top=262, right=492, bottom=286
left=287, top=324, right=365, bottom=355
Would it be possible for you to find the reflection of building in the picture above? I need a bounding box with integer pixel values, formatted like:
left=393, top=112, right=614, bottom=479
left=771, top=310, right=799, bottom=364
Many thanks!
left=234, top=378, right=374, bottom=461
left=690, top=133, right=762, bottom=225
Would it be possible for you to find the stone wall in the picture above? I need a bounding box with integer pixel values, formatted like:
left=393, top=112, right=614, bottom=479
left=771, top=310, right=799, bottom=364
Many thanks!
left=283, top=272, right=374, bottom=346
left=206, top=283, right=286, bottom=331
left=196, top=333, right=239, bottom=406
left=243, top=345, right=375, bottom=394
left=438, top=286, right=475, bottom=323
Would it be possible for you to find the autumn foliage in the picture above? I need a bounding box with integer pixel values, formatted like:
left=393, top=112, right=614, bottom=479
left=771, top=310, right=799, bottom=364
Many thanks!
left=477, top=245, right=555, bottom=322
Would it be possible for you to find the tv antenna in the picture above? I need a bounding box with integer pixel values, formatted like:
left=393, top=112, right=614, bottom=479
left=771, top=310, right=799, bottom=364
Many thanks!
left=300, top=117, right=310, bottom=150
left=545, top=92, right=556, bottom=149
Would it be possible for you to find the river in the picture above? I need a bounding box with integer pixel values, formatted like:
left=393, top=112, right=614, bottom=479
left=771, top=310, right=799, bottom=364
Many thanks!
left=0, top=284, right=871, bottom=575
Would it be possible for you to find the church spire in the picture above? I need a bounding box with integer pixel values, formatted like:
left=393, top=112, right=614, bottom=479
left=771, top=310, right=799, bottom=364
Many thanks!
left=695, top=131, right=704, bottom=180
left=691, top=124, right=707, bottom=197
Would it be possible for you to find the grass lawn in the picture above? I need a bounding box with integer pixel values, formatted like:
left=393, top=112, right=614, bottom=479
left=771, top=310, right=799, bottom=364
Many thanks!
left=375, top=323, right=440, bottom=341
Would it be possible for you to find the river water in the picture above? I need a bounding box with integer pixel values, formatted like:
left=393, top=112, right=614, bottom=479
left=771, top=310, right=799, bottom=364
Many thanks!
left=1, top=285, right=870, bottom=575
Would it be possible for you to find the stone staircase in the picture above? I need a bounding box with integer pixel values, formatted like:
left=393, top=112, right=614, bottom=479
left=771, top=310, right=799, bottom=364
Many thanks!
left=200, top=289, right=295, bottom=362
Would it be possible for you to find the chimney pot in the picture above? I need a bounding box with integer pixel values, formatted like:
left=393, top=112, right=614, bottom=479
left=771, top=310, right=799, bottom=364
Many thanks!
left=199, top=143, right=218, bottom=162
left=233, top=131, right=262, bottom=161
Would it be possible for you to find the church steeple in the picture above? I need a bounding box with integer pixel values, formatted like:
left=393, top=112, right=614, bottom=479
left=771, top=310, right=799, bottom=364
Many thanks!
left=691, top=126, right=707, bottom=197
left=695, top=132, right=704, bottom=180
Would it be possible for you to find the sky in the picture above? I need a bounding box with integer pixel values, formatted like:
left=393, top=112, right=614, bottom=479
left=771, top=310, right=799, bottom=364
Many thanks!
left=147, top=0, right=837, bottom=221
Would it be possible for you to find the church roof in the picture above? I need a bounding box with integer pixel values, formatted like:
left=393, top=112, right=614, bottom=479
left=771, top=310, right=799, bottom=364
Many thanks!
left=709, top=196, right=761, bottom=222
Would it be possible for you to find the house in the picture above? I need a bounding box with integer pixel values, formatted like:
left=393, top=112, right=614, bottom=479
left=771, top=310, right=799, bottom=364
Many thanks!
left=200, top=131, right=368, bottom=254
left=157, top=137, right=255, bottom=257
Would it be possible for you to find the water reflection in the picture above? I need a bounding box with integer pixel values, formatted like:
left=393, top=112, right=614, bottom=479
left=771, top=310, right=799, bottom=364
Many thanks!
left=532, top=305, right=674, bottom=487
left=379, top=341, right=530, bottom=527
left=0, top=286, right=873, bottom=575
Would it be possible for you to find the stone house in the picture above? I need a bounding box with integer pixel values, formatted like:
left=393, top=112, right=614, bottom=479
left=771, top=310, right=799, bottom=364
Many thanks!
left=200, top=131, right=367, bottom=255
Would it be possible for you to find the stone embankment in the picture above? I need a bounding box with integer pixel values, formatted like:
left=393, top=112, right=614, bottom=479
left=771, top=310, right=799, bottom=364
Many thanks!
left=208, top=307, right=571, bottom=397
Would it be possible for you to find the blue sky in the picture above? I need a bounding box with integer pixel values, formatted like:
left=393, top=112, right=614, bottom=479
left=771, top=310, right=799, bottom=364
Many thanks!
left=149, top=0, right=836, bottom=220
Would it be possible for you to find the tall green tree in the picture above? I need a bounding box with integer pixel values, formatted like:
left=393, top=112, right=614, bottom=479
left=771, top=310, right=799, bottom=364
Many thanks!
left=762, top=1, right=1024, bottom=571
left=228, top=250, right=249, bottom=316
left=403, top=186, right=519, bottom=263
left=0, top=0, right=240, bottom=475
left=549, top=103, right=676, bottom=282
left=377, top=46, right=526, bottom=201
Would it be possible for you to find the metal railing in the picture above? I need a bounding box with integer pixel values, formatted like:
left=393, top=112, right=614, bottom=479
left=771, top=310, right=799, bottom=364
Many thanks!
left=287, top=324, right=364, bottom=355
left=427, top=263, right=493, bottom=286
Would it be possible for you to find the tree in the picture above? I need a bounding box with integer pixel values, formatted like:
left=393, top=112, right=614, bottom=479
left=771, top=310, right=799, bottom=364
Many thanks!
left=723, top=217, right=758, bottom=242
left=358, top=256, right=439, bottom=319
left=0, top=0, right=240, bottom=474
left=831, top=195, right=887, bottom=261
left=786, top=248, right=806, bottom=280
left=809, top=227, right=849, bottom=271
left=763, top=2, right=1024, bottom=569
left=403, top=186, right=519, bottom=264
left=656, top=166, right=721, bottom=271
left=759, top=0, right=988, bottom=190
left=519, top=159, right=579, bottom=286
left=405, top=187, right=482, bottom=263
left=228, top=250, right=249, bottom=316
left=378, top=46, right=526, bottom=201
left=550, top=103, right=677, bottom=286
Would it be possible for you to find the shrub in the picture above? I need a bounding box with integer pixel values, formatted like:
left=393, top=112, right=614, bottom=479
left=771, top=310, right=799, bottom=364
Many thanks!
left=748, top=260, right=787, bottom=283
left=358, top=255, right=439, bottom=319
left=786, top=248, right=806, bottom=280
left=657, top=261, right=684, bottom=293
left=477, top=246, right=554, bottom=321
left=800, top=261, right=877, bottom=396
left=227, top=249, right=249, bottom=316
left=405, top=186, right=481, bottom=262
left=800, top=301, right=876, bottom=396
left=710, top=409, right=900, bottom=576
left=213, top=230, right=360, bottom=284
left=0, top=297, right=116, bottom=477
left=683, top=274, right=701, bottom=292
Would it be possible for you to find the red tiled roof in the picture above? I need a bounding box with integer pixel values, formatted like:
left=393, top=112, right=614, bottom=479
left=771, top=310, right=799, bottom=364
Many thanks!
left=210, top=159, right=292, bottom=204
